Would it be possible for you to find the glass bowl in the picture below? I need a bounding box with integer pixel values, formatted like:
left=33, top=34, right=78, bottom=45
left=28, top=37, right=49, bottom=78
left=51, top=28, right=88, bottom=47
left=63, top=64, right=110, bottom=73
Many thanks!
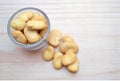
left=7, top=7, right=50, bottom=50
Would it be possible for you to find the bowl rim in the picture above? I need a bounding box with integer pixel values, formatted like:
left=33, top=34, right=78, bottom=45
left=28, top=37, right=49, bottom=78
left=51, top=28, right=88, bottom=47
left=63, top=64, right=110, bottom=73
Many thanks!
left=7, top=7, right=50, bottom=48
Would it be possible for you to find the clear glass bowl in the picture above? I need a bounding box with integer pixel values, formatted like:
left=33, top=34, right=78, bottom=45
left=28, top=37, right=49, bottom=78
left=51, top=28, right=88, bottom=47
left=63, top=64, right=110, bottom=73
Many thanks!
left=7, top=7, right=50, bottom=50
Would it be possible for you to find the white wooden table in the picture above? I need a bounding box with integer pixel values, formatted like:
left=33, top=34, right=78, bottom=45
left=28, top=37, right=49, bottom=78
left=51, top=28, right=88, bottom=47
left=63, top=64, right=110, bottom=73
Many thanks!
left=0, top=0, right=120, bottom=80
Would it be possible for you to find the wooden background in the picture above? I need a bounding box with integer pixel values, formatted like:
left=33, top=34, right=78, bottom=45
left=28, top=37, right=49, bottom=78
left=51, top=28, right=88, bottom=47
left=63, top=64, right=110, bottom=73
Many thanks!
left=0, top=0, right=120, bottom=80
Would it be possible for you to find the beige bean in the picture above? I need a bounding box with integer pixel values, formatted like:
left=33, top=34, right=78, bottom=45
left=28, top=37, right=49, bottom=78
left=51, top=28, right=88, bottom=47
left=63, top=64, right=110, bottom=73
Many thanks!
left=53, top=52, right=63, bottom=69
left=59, top=42, right=79, bottom=54
left=62, top=34, right=74, bottom=43
left=42, top=46, right=55, bottom=61
left=27, top=20, right=47, bottom=30
left=32, top=13, right=40, bottom=20
left=24, top=27, right=41, bottom=43
left=32, top=13, right=47, bottom=23
left=67, top=58, right=79, bottom=73
left=10, top=19, right=26, bottom=30
left=62, top=50, right=77, bottom=66
left=12, top=30, right=27, bottom=44
left=47, top=29, right=62, bottom=47
left=19, top=11, right=33, bottom=22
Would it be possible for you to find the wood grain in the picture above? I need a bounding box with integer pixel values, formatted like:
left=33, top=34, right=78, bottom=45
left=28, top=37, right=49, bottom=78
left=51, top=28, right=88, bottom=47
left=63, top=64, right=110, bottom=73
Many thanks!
left=0, top=0, right=120, bottom=80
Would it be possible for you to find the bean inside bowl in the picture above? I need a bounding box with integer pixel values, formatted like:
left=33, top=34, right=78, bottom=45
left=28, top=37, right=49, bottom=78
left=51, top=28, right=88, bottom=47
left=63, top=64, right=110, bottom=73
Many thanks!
left=7, top=7, right=50, bottom=50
